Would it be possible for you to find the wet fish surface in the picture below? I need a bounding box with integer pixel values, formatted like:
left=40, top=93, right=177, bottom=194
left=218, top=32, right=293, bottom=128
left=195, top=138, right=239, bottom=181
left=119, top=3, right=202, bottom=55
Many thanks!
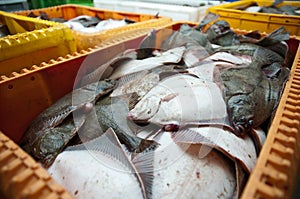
left=20, top=17, right=294, bottom=199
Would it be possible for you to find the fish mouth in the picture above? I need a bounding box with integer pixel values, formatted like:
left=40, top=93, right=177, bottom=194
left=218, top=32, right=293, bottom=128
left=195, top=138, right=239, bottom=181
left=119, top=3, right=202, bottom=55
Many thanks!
left=232, top=119, right=254, bottom=135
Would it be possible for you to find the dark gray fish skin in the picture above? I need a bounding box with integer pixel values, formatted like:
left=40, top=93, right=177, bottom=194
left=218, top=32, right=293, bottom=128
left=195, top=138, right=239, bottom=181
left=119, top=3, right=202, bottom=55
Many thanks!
left=31, top=114, right=85, bottom=168
left=71, top=16, right=102, bottom=27
left=205, top=20, right=239, bottom=47
left=279, top=5, right=300, bottom=16
left=95, top=97, right=158, bottom=153
left=194, top=12, right=220, bottom=31
left=20, top=79, right=116, bottom=149
left=215, top=43, right=285, bottom=65
left=259, top=6, right=283, bottom=14
left=179, top=24, right=214, bottom=52
left=217, top=47, right=289, bottom=135
left=257, top=26, right=289, bottom=47
left=0, top=24, right=10, bottom=38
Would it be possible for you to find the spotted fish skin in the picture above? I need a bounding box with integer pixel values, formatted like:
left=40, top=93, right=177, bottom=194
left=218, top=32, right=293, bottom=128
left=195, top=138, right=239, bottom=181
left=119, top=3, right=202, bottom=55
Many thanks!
left=20, top=79, right=116, bottom=166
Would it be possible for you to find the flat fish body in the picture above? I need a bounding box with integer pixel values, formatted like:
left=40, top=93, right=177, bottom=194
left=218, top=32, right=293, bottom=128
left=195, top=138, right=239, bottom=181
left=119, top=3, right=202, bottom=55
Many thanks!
left=96, top=19, right=128, bottom=31
left=245, top=6, right=261, bottom=12
left=172, top=126, right=258, bottom=173
left=48, top=150, right=144, bottom=199
left=48, top=129, right=145, bottom=199
left=133, top=132, right=236, bottom=199
left=129, top=74, right=227, bottom=125
left=20, top=80, right=115, bottom=146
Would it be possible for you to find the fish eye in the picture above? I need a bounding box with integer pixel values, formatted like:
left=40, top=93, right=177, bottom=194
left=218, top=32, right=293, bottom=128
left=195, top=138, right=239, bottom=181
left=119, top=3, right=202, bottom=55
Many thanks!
left=248, top=120, right=254, bottom=127
left=240, top=116, right=246, bottom=122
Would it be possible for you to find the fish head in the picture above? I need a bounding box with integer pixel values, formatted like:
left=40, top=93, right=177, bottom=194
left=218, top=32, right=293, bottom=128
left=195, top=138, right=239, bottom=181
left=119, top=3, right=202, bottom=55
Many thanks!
left=128, top=95, right=160, bottom=122
left=32, top=129, right=66, bottom=167
left=227, top=94, right=255, bottom=135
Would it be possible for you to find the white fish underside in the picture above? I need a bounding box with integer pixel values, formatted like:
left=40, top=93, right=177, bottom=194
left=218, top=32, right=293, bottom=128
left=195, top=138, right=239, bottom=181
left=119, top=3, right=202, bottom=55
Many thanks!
left=129, top=74, right=228, bottom=125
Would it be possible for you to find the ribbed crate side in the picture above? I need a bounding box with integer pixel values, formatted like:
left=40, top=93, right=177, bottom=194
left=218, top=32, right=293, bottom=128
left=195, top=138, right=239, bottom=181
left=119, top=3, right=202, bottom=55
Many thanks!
left=241, top=39, right=300, bottom=199
left=0, top=131, right=73, bottom=199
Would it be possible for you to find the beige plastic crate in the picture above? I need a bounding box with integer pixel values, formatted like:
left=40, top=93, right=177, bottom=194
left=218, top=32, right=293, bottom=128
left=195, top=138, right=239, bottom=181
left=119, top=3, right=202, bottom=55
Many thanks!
left=14, top=4, right=172, bottom=50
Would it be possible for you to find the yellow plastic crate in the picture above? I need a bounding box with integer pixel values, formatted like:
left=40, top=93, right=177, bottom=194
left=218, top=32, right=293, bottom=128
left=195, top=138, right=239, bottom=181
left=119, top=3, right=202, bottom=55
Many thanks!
left=14, top=4, right=172, bottom=51
left=207, top=0, right=300, bottom=36
left=0, top=10, right=76, bottom=77
left=0, top=21, right=299, bottom=199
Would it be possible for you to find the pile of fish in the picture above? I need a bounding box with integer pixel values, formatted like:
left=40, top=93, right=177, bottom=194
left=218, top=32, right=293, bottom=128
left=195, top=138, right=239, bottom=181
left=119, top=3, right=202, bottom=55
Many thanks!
left=28, top=12, right=136, bottom=33
left=243, top=0, right=300, bottom=16
left=20, top=15, right=293, bottom=198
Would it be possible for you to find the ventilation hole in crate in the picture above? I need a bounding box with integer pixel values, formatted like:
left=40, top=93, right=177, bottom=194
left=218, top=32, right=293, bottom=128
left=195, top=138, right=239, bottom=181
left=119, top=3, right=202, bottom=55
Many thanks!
left=7, top=85, right=13, bottom=89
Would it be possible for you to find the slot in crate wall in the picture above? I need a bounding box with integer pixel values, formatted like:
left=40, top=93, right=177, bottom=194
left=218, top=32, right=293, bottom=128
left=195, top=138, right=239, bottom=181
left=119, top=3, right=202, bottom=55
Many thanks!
left=15, top=4, right=172, bottom=51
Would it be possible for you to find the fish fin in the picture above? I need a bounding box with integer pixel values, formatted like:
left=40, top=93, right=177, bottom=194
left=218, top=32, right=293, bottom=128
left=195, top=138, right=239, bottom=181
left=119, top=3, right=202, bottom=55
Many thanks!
left=232, top=161, right=247, bottom=199
left=67, top=128, right=148, bottom=199
left=137, top=29, right=157, bottom=60
left=252, top=46, right=282, bottom=66
left=172, top=128, right=213, bottom=145
left=195, top=12, right=220, bottom=31
left=79, top=55, right=133, bottom=86
left=20, top=104, right=78, bottom=147
left=127, top=92, right=140, bottom=111
left=116, top=70, right=149, bottom=88
left=132, top=150, right=155, bottom=199
left=244, top=30, right=261, bottom=40
left=258, top=26, right=289, bottom=46
left=271, top=0, right=283, bottom=6
left=76, top=108, right=104, bottom=143
left=262, top=62, right=282, bottom=78
left=249, top=128, right=266, bottom=154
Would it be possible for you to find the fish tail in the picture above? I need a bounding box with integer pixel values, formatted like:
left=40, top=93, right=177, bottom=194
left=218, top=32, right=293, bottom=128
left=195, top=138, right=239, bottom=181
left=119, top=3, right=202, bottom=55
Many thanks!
left=137, top=29, right=157, bottom=60
left=258, top=26, right=290, bottom=46
left=252, top=46, right=282, bottom=66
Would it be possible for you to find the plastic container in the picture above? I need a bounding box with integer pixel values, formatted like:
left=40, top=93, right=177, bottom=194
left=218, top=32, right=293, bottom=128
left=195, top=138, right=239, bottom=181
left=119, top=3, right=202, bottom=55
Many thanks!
left=0, top=21, right=299, bottom=199
left=0, top=10, right=76, bottom=77
left=14, top=4, right=172, bottom=51
left=112, top=0, right=222, bottom=7
left=0, top=0, right=29, bottom=12
left=0, top=130, right=73, bottom=199
left=93, top=0, right=211, bottom=22
left=207, top=0, right=300, bottom=36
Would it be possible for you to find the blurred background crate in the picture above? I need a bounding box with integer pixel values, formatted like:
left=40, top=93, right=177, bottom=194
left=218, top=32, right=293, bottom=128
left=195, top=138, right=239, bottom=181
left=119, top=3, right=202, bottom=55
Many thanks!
left=93, top=0, right=223, bottom=22
left=0, top=10, right=76, bottom=77
left=15, top=4, right=172, bottom=50
left=207, top=0, right=300, bottom=36
left=0, top=0, right=29, bottom=12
